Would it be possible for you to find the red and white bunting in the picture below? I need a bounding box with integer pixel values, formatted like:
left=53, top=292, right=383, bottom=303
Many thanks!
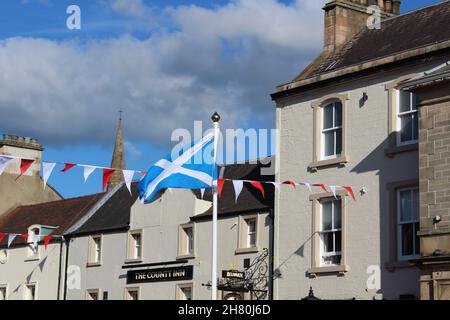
left=200, top=188, right=205, bottom=199
left=232, top=180, right=243, bottom=203
left=82, top=165, right=97, bottom=183
left=122, top=170, right=135, bottom=194
left=102, top=168, right=116, bottom=192
left=7, top=234, right=17, bottom=248
left=60, top=163, right=76, bottom=172
left=249, top=181, right=265, bottom=199
left=44, top=235, right=53, bottom=250
left=15, top=159, right=34, bottom=181
left=0, top=232, right=6, bottom=243
left=42, top=162, right=56, bottom=188
left=0, top=155, right=13, bottom=176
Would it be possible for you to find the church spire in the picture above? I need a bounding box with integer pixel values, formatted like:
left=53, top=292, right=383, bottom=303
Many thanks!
left=108, top=111, right=126, bottom=190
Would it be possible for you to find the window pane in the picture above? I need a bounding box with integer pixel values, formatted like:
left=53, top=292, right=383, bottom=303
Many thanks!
left=411, top=93, right=418, bottom=111
left=324, top=131, right=335, bottom=156
left=335, top=129, right=342, bottom=155
left=0, top=288, right=5, bottom=300
left=323, top=104, right=333, bottom=129
left=400, top=114, right=413, bottom=142
left=322, top=232, right=333, bottom=253
left=414, top=222, right=420, bottom=256
left=413, top=113, right=418, bottom=140
left=335, top=231, right=342, bottom=252
left=334, top=200, right=342, bottom=229
left=334, top=101, right=342, bottom=127
left=399, top=90, right=411, bottom=113
left=181, top=287, right=192, bottom=300
left=247, top=220, right=256, bottom=233
left=399, top=190, right=412, bottom=222
left=249, top=233, right=256, bottom=247
left=413, top=189, right=419, bottom=221
left=401, top=223, right=414, bottom=256
left=322, top=202, right=332, bottom=231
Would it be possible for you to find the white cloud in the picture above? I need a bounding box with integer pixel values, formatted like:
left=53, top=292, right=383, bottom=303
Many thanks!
left=110, top=0, right=152, bottom=18
left=0, top=0, right=325, bottom=147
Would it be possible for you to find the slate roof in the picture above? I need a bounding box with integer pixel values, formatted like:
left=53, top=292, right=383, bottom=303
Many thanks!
left=0, top=193, right=105, bottom=245
left=68, top=182, right=139, bottom=236
left=287, top=1, right=450, bottom=87
left=192, top=158, right=275, bottom=218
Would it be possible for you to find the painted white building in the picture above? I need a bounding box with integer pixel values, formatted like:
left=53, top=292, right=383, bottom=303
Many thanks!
left=271, top=0, right=450, bottom=300
left=0, top=193, right=104, bottom=300
left=65, top=162, right=274, bottom=300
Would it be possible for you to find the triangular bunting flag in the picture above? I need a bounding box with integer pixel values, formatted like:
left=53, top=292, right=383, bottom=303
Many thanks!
left=329, top=185, right=338, bottom=199
left=282, top=180, right=297, bottom=188
left=60, top=163, right=76, bottom=172
left=42, top=162, right=56, bottom=188
left=7, top=234, right=17, bottom=248
left=122, top=170, right=135, bottom=194
left=343, top=186, right=356, bottom=201
left=0, top=232, right=6, bottom=243
left=82, top=165, right=96, bottom=183
left=232, top=180, right=243, bottom=203
left=44, top=235, right=52, bottom=250
left=140, top=170, right=147, bottom=181
left=312, top=183, right=328, bottom=193
left=301, top=182, right=312, bottom=192
left=217, top=178, right=225, bottom=198
left=102, top=168, right=116, bottom=192
left=200, top=189, right=205, bottom=199
left=250, top=181, right=265, bottom=198
left=16, top=159, right=34, bottom=180
left=20, top=233, right=29, bottom=241
left=0, top=155, right=13, bottom=176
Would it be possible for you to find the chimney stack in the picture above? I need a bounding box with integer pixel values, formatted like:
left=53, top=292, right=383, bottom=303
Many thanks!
left=323, top=0, right=401, bottom=52
left=0, top=134, right=43, bottom=176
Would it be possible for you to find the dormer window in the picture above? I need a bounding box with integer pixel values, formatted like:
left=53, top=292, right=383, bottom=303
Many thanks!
left=27, top=227, right=40, bottom=258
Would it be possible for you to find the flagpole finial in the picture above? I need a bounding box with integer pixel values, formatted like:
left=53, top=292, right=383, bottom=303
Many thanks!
left=211, top=112, right=220, bottom=123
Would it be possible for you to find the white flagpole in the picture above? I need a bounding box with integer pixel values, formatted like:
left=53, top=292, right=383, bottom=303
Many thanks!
left=211, top=112, right=220, bottom=300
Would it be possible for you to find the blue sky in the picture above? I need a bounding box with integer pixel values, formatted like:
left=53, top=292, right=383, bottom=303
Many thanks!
left=0, top=0, right=441, bottom=198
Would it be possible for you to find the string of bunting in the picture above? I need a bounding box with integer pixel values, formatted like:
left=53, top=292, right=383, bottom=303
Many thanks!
left=213, top=178, right=357, bottom=203
left=0, top=231, right=60, bottom=250
left=0, top=155, right=358, bottom=202
left=0, top=155, right=147, bottom=194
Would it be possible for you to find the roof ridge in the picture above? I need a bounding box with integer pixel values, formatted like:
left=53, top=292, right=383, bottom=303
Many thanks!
left=382, top=0, right=450, bottom=23
left=14, top=192, right=105, bottom=210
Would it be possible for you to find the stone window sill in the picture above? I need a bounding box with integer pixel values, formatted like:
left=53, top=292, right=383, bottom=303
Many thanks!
left=176, top=254, right=195, bottom=260
left=86, top=262, right=102, bottom=268
left=24, top=256, right=40, bottom=262
left=124, top=258, right=143, bottom=264
left=385, top=143, right=418, bottom=158
left=385, top=261, right=417, bottom=272
left=308, top=156, right=348, bottom=172
left=235, top=247, right=259, bottom=255
left=307, top=265, right=348, bottom=277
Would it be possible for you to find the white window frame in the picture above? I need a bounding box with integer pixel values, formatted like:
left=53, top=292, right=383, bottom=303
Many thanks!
left=178, top=224, right=195, bottom=258
left=176, top=283, right=194, bottom=300
left=319, top=198, right=342, bottom=267
left=321, top=101, right=343, bottom=160
left=396, top=90, right=418, bottom=146
left=246, top=219, right=257, bottom=248
left=86, top=289, right=101, bottom=300
left=23, top=282, right=37, bottom=300
left=127, top=230, right=143, bottom=261
left=397, top=187, right=420, bottom=261
left=0, top=284, right=8, bottom=301
left=124, top=287, right=140, bottom=300
left=88, top=235, right=103, bottom=266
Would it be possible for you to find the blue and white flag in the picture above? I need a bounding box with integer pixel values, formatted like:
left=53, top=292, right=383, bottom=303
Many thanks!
left=138, top=132, right=217, bottom=203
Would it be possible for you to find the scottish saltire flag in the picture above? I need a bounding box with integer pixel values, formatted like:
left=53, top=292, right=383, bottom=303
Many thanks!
left=138, top=132, right=217, bottom=203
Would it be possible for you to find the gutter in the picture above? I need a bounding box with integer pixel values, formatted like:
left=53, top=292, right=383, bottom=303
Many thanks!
left=271, top=40, right=450, bottom=100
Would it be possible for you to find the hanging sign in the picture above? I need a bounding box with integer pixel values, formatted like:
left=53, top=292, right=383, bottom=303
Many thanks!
left=127, top=266, right=194, bottom=284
